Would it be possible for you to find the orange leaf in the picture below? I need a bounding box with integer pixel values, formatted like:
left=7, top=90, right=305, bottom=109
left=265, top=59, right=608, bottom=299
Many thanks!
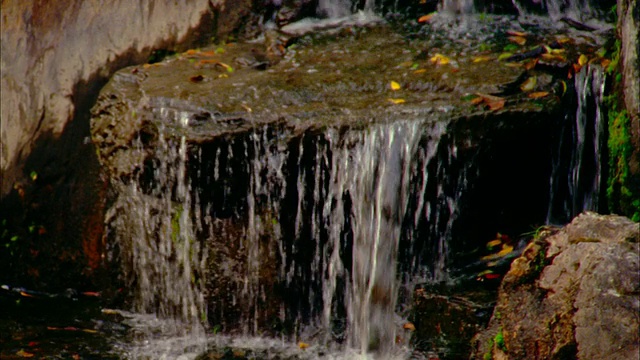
left=418, top=13, right=435, bottom=23
left=506, top=30, right=527, bottom=37
left=528, top=91, right=549, bottom=99
left=486, top=99, right=505, bottom=111
left=403, top=322, right=416, bottom=331
left=184, top=49, right=200, bottom=55
left=298, top=342, right=310, bottom=350
left=523, top=58, right=538, bottom=70
left=470, top=96, right=484, bottom=105
left=508, top=36, right=527, bottom=46
left=600, top=58, right=611, bottom=68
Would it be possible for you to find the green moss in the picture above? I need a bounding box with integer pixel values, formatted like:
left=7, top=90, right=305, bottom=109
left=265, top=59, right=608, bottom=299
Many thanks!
left=171, top=204, right=184, bottom=244
left=494, top=328, right=506, bottom=351
left=605, top=100, right=640, bottom=221
left=483, top=338, right=494, bottom=360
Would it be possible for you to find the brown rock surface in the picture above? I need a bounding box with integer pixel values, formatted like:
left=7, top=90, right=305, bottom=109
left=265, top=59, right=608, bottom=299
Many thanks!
left=473, top=212, right=639, bottom=360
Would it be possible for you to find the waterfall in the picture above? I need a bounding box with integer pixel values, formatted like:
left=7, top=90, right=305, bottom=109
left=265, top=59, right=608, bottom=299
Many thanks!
left=546, top=65, right=606, bottom=224
left=511, top=0, right=608, bottom=22
left=106, top=109, right=207, bottom=340
left=183, top=117, right=453, bottom=355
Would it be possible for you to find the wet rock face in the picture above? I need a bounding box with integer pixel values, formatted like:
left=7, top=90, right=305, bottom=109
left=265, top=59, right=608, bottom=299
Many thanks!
left=473, top=212, right=639, bottom=360
left=90, top=22, right=571, bottom=342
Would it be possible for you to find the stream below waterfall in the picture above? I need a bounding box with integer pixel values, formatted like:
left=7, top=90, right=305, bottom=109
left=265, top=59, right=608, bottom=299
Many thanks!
left=1, top=0, right=617, bottom=359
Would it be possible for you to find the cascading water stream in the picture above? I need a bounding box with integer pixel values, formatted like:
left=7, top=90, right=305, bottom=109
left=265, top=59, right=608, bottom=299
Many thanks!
left=97, top=2, right=614, bottom=358
left=546, top=64, right=606, bottom=224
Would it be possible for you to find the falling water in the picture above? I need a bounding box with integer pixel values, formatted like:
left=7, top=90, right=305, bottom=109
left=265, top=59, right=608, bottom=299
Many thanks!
left=105, top=108, right=207, bottom=353
left=184, top=116, right=453, bottom=355
left=546, top=65, right=606, bottom=224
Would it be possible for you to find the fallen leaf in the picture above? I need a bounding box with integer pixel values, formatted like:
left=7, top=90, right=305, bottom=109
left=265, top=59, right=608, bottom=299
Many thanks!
left=189, top=74, right=205, bottom=83
left=19, top=291, right=35, bottom=298
left=430, top=53, right=450, bottom=65
left=388, top=98, right=406, bottom=104
left=497, top=245, right=514, bottom=257
left=16, top=350, right=34, bottom=358
left=508, top=36, right=527, bottom=46
left=418, top=13, right=435, bottom=23
left=298, top=342, right=310, bottom=350
left=486, top=98, right=505, bottom=111
left=414, top=69, right=426, bottom=74
left=520, top=76, right=537, bottom=92
left=390, top=81, right=401, bottom=90
left=541, top=53, right=566, bottom=62
left=184, top=49, right=200, bottom=55
left=560, top=80, right=567, bottom=96
left=472, top=55, right=492, bottom=63
left=476, top=269, right=494, bottom=277
left=506, top=30, right=527, bottom=37
left=523, top=58, right=538, bottom=70
left=486, top=239, right=502, bottom=248
left=484, top=273, right=501, bottom=279
left=497, top=52, right=513, bottom=61
left=578, top=54, right=588, bottom=66
left=600, top=58, right=611, bottom=68
left=403, top=322, right=416, bottom=331
left=82, top=291, right=100, bottom=297
left=470, top=96, right=484, bottom=105
left=528, top=91, right=549, bottom=99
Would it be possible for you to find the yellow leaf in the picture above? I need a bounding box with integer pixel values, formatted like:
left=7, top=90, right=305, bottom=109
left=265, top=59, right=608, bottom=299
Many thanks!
left=403, top=322, right=416, bottom=331
left=578, top=54, right=588, bottom=66
left=298, top=342, right=310, bottom=350
left=390, top=81, right=401, bottom=90
left=560, top=80, right=567, bottom=96
left=414, top=69, right=426, bottom=74
left=508, top=36, right=527, bottom=46
left=430, top=53, right=450, bottom=65
left=520, top=76, right=537, bottom=92
left=388, top=98, right=406, bottom=104
left=497, top=52, right=513, bottom=61
left=472, top=56, right=492, bottom=63
left=541, top=53, right=566, bottom=62
left=486, top=239, right=502, bottom=248
left=497, top=245, right=514, bottom=257
left=528, top=91, right=549, bottom=99
left=16, top=350, right=35, bottom=358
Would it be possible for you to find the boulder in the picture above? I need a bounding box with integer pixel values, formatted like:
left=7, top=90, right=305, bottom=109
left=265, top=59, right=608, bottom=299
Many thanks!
left=473, top=212, right=639, bottom=360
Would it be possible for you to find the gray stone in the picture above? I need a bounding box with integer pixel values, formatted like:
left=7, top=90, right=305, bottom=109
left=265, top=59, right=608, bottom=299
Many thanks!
left=473, top=212, right=639, bottom=360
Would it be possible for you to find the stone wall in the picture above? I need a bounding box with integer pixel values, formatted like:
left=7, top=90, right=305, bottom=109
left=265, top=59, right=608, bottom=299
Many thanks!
left=0, top=0, right=259, bottom=290
left=0, top=0, right=221, bottom=196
